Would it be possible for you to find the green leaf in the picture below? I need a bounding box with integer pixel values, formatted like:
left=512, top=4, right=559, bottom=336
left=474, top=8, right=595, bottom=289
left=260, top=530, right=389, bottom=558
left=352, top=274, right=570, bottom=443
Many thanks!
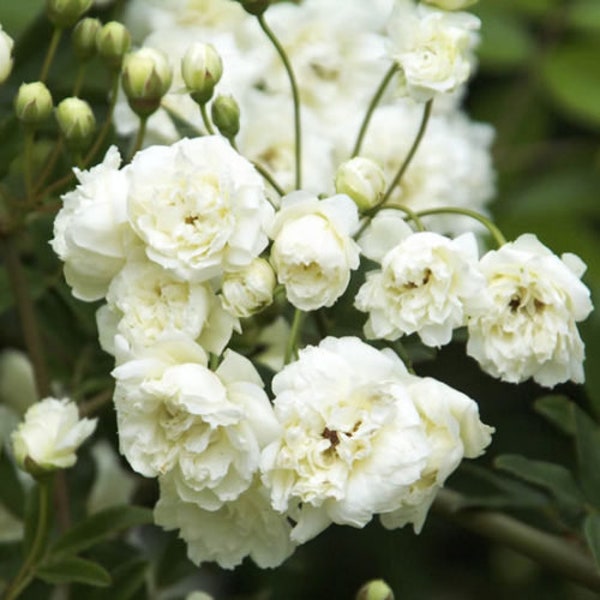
left=0, top=450, right=26, bottom=519
left=51, top=505, right=154, bottom=557
left=583, top=513, right=600, bottom=570
left=574, top=407, right=600, bottom=509
left=568, top=0, right=600, bottom=33
left=495, top=454, right=585, bottom=512
left=534, top=395, right=576, bottom=436
left=36, top=556, right=111, bottom=587
left=88, top=560, right=148, bottom=600
left=542, top=38, right=600, bottom=129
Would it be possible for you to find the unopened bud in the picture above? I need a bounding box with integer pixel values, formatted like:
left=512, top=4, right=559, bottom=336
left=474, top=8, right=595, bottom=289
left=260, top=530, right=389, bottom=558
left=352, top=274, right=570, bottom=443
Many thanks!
left=211, top=94, right=240, bottom=139
left=234, top=0, right=270, bottom=16
left=335, top=157, right=386, bottom=211
left=72, top=17, right=101, bottom=61
left=181, top=42, right=223, bottom=104
left=14, top=82, right=54, bottom=126
left=356, top=579, right=395, bottom=600
left=221, top=258, right=276, bottom=318
left=421, top=0, right=478, bottom=9
left=0, top=26, right=14, bottom=85
left=122, top=47, right=173, bottom=117
left=46, top=0, right=93, bottom=29
left=96, top=21, right=131, bottom=70
left=55, top=96, right=95, bottom=148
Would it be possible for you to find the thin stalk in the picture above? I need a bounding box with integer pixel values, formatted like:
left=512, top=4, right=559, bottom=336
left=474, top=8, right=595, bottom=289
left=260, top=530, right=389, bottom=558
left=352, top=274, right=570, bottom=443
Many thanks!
left=72, top=63, right=87, bottom=97
left=39, top=27, right=63, bottom=83
left=128, top=115, right=148, bottom=161
left=415, top=207, right=507, bottom=247
left=351, top=63, right=399, bottom=158
left=434, top=488, right=600, bottom=593
left=356, top=202, right=426, bottom=240
left=284, top=309, right=304, bottom=364
left=23, top=130, right=35, bottom=203
left=257, top=13, right=302, bottom=190
left=200, top=103, right=215, bottom=135
left=32, top=139, right=64, bottom=200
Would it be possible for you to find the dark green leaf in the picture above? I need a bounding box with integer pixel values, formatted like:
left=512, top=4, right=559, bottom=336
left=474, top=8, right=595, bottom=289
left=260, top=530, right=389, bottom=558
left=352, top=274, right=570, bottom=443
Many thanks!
left=534, top=395, right=576, bottom=436
left=51, top=505, right=154, bottom=556
left=574, top=407, right=600, bottom=509
left=36, top=556, right=111, bottom=587
left=88, top=560, right=148, bottom=600
left=583, top=513, right=600, bottom=570
left=495, top=454, right=585, bottom=512
left=0, top=450, right=26, bottom=519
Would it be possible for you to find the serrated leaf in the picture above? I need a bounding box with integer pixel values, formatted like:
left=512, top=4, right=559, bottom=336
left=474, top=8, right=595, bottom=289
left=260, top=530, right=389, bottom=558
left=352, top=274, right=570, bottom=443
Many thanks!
left=0, top=449, right=25, bottom=519
left=495, top=454, right=585, bottom=512
left=583, top=513, right=600, bottom=570
left=51, top=505, right=154, bottom=557
left=36, top=556, right=111, bottom=587
left=574, top=407, right=600, bottom=509
left=534, top=395, right=576, bottom=435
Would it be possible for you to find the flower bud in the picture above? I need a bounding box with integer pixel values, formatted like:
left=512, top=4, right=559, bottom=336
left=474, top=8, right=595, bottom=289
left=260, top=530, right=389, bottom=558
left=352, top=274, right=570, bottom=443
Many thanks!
left=221, top=258, right=276, bottom=318
left=211, top=94, right=240, bottom=139
left=14, top=82, right=54, bottom=126
left=46, top=0, right=93, bottom=29
left=72, top=17, right=101, bottom=61
left=0, top=350, right=37, bottom=416
left=234, top=0, right=270, bottom=16
left=12, top=397, right=97, bottom=476
left=421, top=0, right=478, bottom=9
left=55, top=96, right=96, bottom=148
left=335, top=157, right=386, bottom=211
left=96, top=21, right=131, bottom=70
left=181, top=42, right=223, bottom=104
left=356, top=579, right=395, bottom=600
left=0, top=26, right=14, bottom=85
left=122, top=47, right=173, bottom=117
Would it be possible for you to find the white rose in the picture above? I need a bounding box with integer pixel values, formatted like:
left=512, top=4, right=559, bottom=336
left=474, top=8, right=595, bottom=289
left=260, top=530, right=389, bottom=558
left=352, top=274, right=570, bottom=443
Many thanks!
left=51, top=146, right=135, bottom=301
left=96, top=255, right=239, bottom=356
left=467, top=234, right=593, bottom=387
left=127, top=136, right=273, bottom=282
left=220, top=257, right=276, bottom=318
left=11, top=398, right=97, bottom=473
left=113, top=340, right=280, bottom=509
left=269, top=192, right=360, bottom=311
left=356, top=229, right=485, bottom=347
left=261, top=336, right=431, bottom=543
left=0, top=25, right=14, bottom=84
left=155, top=475, right=295, bottom=569
left=387, top=2, right=480, bottom=102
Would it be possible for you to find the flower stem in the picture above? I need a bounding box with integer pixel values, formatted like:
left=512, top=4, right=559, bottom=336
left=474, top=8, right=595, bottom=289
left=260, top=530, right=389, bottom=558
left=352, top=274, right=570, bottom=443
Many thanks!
left=129, top=115, right=148, bottom=161
left=285, top=308, right=304, bottom=364
left=414, top=207, right=507, bottom=247
left=351, top=63, right=399, bottom=158
left=39, top=27, right=63, bottom=83
left=200, top=103, right=215, bottom=135
left=434, top=488, right=600, bottom=593
left=2, top=478, right=54, bottom=600
left=23, top=130, right=35, bottom=204
left=257, top=13, right=302, bottom=190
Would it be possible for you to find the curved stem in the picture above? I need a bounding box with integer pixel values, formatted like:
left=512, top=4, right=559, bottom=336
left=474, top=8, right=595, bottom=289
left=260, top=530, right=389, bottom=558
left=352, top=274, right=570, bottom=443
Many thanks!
left=414, top=207, right=507, bottom=247
left=434, top=488, right=600, bottom=593
left=39, top=27, right=63, bottom=83
left=380, top=99, right=433, bottom=207
left=257, top=13, right=302, bottom=190
left=128, top=116, right=148, bottom=162
left=200, top=103, right=215, bottom=135
left=284, top=308, right=304, bottom=365
left=351, top=63, right=399, bottom=158
left=356, top=203, right=426, bottom=239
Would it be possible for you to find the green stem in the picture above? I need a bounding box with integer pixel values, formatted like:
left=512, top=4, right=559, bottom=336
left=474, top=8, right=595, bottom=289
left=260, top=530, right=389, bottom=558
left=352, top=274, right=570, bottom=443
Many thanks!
left=200, top=103, right=215, bottom=135
left=39, top=27, right=63, bottom=83
left=257, top=13, right=302, bottom=190
left=23, top=130, right=35, bottom=204
left=2, top=478, right=53, bottom=600
left=32, top=139, right=64, bottom=201
left=380, top=99, right=433, bottom=207
left=414, top=207, right=507, bottom=247
left=128, top=116, right=148, bottom=161
left=72, top=63, right=87, bottom=97
left=433, top=488, right=600, bottom=593
left=284, top=308, right=304, bottom=364
left=356, top=203, right=426, bottom=240
left=1, top=236, right=50, bottom=398
left=351, top=63, right=399, bottom=158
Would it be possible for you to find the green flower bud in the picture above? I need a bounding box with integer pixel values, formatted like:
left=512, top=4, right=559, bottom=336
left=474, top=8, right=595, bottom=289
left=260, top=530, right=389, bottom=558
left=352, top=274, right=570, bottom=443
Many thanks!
left=55, top=96, right=95, bottom=148
left=46, top=0, right=93, bottom=29
left=181, top=42, right=223, bottom=105
left=122, top=47, right=173, bottom=117
left=96, top=21, right=131, bottom=70
left=72, top=17, right=101, bottom=61
left=356, top=579, right=395, bottom=600
left=335, top=157, right=386, bottom=211
left=14, top=81, right=54, bottom=126
left=211, top=94, right=240, bottom=139
left=234, top=0, right=270, bottom=16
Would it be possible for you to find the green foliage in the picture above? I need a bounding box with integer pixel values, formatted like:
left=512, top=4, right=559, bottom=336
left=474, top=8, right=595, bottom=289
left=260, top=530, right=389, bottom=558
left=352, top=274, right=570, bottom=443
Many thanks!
left=35, top=556, right=111, bottom=587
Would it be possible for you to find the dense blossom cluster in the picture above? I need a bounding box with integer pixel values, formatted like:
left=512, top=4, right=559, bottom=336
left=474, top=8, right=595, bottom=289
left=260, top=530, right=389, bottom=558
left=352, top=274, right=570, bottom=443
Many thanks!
left=48, top=0, right=593, bottom=572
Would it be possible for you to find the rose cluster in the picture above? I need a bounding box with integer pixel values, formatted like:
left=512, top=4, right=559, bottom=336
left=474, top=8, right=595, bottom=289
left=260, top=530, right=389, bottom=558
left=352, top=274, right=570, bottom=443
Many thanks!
left=49, top=0, right=593, bottom=572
